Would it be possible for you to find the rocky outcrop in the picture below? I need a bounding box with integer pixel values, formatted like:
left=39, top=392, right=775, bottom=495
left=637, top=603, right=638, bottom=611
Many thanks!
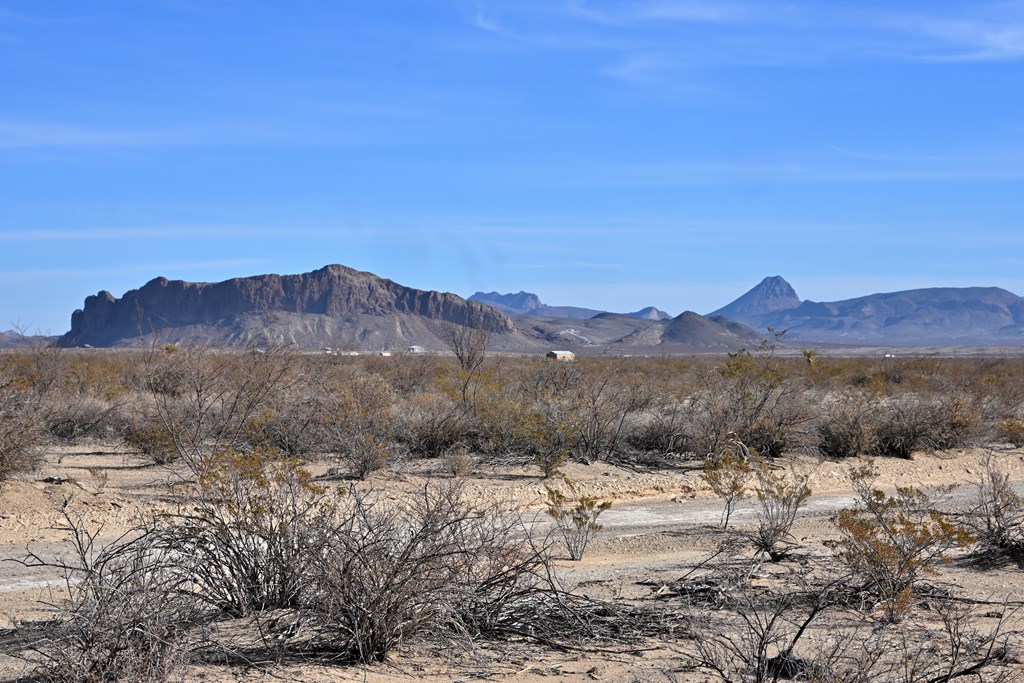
left=59, top=265, right=514, bottom=348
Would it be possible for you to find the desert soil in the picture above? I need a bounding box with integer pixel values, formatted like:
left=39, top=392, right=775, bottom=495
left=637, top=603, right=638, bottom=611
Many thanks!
left=2, top=444, right=1024, bottom=682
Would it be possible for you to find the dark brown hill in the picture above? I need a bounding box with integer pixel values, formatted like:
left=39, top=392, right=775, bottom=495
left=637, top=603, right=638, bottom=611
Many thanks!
left=59, top=265, right=515, bottom=349
left=661, top=311, right=765, bottom=349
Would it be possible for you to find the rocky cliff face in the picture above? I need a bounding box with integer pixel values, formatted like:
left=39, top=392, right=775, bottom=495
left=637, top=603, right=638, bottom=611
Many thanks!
left=60, top=265, right=515, bottom=348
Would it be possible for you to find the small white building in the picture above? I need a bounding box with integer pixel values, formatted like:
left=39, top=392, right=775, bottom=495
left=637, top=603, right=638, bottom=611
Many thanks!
left=546, top=350, right=576, bottom=362
left=407, top=345, right=427, bottom=354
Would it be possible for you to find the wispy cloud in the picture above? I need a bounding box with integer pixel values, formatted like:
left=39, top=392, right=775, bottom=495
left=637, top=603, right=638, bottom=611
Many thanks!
left=552, top=146, right=1024, bottom=185
left=0, top=259, right=268, bottom=283
left=0, top=115, right=422, bottom=150
left=899, top=14, right=1024, bottom=62
left=500, top=261, right=624, bottom=270
left=472, top=0, right=1024, bottom=87
left=567, top=0, right=756, bottom=26
left=0, top=120, right=222, bottom=149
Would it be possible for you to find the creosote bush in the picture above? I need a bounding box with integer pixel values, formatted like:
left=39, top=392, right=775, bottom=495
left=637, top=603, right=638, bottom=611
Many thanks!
left=751, top=462, right=810, bottom=562
left=685, top=565, right=1018, bottom=683
left=828, top=462, right=972, bottom=621
left=0, top=378, right=44, bottom=482
left=124, top=420, right=179, bottom=465
left=871, top=393, right=980, bottom=458
left=703, top=439, right=753, bottom=529
left=17, top=510, right=201, bottom=683
left=162, top=447, right=330, bottom=617
left=326, top=373, right=398, bottom=478
left=306, top=482, right=544, bottom=662
left=687, top=341, right=812, bottom=460
left=964, top=453, right=1024, bottom=554
left=545, top=476, right=612, bottom=561
left=18, top=456, right=572, bottom=675
left=997, top=417, right=1024, bottom=448
left=816, top=394, right=877, bottom=458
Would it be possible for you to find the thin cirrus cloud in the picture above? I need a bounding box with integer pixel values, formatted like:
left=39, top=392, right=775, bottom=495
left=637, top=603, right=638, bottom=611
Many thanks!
left=900, top=15, right=1024, bottom=61
left=499, top=261, right=625, bottom=270
left=0, top=117, right=417, bottom=151
left=566, top=0, right=755, bottom=25
left=0, top=120, right=219, bottom=149
left=0, top=226, right=438, bottom=243
left=0, top=259, right=269, bottom=283
left=473, top=1, right=1024, bottom=75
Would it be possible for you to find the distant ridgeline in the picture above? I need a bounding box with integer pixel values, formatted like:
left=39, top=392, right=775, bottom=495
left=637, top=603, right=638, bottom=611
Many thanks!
left=55, top=266, right=1024, bottom=350
left=709, top=276, right=1024, bottom=344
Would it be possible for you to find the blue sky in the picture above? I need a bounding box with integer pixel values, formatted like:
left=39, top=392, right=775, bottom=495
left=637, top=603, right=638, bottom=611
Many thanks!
left=2, top=1, right=1023, bottom=333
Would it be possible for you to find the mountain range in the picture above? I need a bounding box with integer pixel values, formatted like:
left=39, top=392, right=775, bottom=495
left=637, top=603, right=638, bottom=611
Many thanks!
left=54, top=265, right=1024, bottom=351
left=711, top=276, right=1024, bottom=344
left=468, top=291, right=672, bottom=321
left=58, top=265, right=758, bottom=352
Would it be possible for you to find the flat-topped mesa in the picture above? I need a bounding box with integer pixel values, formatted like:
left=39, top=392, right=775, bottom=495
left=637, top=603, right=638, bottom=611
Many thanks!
left=60, top=264, right=514, bottom=348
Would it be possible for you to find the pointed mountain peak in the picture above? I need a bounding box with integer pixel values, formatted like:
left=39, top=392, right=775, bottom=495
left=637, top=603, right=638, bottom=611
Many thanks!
left=709, top=276, right=802, bottom=325
left=756, top=276, right=799, bottom=299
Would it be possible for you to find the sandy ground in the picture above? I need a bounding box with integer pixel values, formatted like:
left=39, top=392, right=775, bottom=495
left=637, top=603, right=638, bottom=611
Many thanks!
left=2, top=444, right=1024, bottom=681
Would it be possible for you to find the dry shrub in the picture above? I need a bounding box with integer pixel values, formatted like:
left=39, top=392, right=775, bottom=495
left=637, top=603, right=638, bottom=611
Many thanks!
left=527, top=397, right=579, bottom=478
left=964, top=454, right=1024, bottom=553
left=871, top=396, right=931, bottom=458
left=686, top=346, right=812, bottom=459
left=751, top=462, right=811, bottom=562
left=927, top=393, right=982, bottom=450
left=242, top=398, right=330, bottom=457
left=470, top=369, right=538, bottom=458
left=629, top=394, right=691, bottom=454
left=544, top=477, right=611, bottom=561
left=305, top=482, right=545, bottom=662
left=397, top=390, right=469, bottom=457
left=142, top=344, right=294, bottom=473
left=46, top=395, right=126, bottom=442
left=816, top=394, right=878, bottom=458
left=689, top=574, right=835, bottom=683
left=440, top=444, right=474, bottom=477
left=828, top=463, right=972, bottom=622
left=326, top=373, right=398, bottom=479
left=163, top=449, right=329, bottom=617
left=871, top=393, right=980, bottom=458
left=703, top=440, right=753, bottom=529
left=565, top=367, right=652, bottom=463
left=0, top=378, right=45, bottom=482
left=687, top=571, right=1017, bottom=683
left=124, top=419, right=179, bottom=465
left=996, top=418, right=1024, bottom=448
left=17, top=512, right=200, bottom=683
